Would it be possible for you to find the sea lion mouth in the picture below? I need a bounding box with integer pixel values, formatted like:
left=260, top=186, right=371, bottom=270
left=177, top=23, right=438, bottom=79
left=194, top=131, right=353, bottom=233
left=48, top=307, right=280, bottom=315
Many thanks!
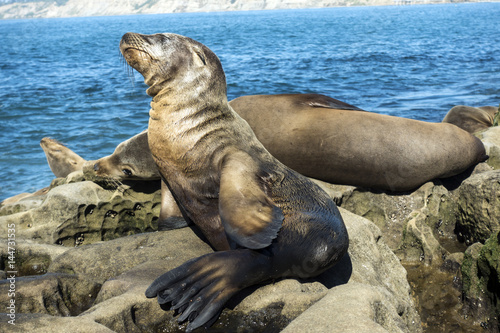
left=120, top=32, right=156, bottom=74
left=121, top=46, right=153, bottom=73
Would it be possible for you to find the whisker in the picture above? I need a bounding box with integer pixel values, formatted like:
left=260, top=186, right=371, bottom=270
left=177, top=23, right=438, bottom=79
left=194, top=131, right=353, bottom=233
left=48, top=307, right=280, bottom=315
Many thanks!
left=119, top=49, right=135, bottom=88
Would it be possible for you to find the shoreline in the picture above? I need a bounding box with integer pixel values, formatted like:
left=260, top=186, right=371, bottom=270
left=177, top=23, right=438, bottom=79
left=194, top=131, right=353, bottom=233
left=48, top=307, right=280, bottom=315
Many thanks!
left=1, top=0, right=498, bottom=20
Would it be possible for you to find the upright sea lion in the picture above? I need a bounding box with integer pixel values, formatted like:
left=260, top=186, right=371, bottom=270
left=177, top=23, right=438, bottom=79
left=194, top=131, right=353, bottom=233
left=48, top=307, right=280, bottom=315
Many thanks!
left=40, top=137, right=86, bottom=178
left=120, top=32, right=349, bottom=331
left=442, top=105, right=499, bottom=134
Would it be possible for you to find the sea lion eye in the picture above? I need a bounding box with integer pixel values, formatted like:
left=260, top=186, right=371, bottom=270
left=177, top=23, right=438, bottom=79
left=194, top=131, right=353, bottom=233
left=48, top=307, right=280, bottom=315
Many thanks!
left=122, top=168, right=133, bottom=177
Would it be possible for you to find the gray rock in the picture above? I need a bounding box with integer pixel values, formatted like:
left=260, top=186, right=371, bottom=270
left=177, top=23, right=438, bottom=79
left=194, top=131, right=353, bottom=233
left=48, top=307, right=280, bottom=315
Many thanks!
left=476, top=126, right=500, bottom=170
left=455, top=170, right=500, bottom=244
left=0, top=273, right=100, bottom=316
left=282, top=283, right=407, bottom=333
left=460, top=233, right=500, bottom=331
left=0, top=313, right=114, bottom=333
left=0, top=207, right=421, bottom=333
left=0, top=239, right=69, bottom=276
left=0, top=180, right=161, bottom=246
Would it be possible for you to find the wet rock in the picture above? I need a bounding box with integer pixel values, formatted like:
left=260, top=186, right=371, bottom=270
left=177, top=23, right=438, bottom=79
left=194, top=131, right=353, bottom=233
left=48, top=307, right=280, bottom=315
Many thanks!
left=460, top=233, right=500, bottom=332
left=397, top=211, right=447, bottom=266
left=0, top=239, right=69, bottom=276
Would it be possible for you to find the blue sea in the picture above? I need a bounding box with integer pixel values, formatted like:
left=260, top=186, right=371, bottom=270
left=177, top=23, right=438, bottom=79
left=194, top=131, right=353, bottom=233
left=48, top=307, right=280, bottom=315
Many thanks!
left=0, top=3, right=499, bottom=200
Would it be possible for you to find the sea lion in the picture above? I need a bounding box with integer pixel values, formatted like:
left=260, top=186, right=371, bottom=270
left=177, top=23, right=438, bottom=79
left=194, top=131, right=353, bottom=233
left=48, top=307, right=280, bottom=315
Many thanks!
left=120, top=32, right=349, bottom=331
left=88, top=94, right=487, bottom=193
left=230, top=95, right=488, bottom=191
left=40, top=137, right=86, bottom=178
left=81, top=131, right=186, bottom=229
left=442, top=105, right=499, bottom=134
left=85, top=130, right=159, bottom=181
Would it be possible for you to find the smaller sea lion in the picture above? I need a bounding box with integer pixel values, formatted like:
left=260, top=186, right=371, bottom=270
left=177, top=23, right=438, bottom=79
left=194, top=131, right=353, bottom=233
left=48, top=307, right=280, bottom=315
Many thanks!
left=86, top=130, right=159, bottom=181
left=40, top=137, right=86, bottom=178
left=442, top=105, right=499, bottom=134
left=81, top=131, right=185, bottom=229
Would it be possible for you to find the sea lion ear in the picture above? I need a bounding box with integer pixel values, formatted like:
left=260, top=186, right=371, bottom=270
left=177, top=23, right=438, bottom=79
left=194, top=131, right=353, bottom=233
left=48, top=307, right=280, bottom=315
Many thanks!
left=193, top=46, right=207, bottom=66
left=219, top=152, right=284, bottom=249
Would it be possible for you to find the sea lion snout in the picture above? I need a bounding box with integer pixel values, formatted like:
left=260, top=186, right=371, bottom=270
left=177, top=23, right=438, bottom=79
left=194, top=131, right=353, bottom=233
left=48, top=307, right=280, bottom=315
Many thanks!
left=120, top=32, right=148, bottom=50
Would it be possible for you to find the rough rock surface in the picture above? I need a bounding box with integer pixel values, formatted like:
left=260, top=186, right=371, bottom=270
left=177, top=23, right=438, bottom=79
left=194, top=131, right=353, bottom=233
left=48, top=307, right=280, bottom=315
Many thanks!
left=455, top=170, right=500, bottom=244
left=476, top=126, right=500, bottom=170
left=0, top=174, right=421, bottom=332
left=312, top=163, right=500, bottom=332
left=3, top=125, right=500, bottom=332
left=0, top=175, right=162, bottom=246
left=460, top=232, right=500, bottom=332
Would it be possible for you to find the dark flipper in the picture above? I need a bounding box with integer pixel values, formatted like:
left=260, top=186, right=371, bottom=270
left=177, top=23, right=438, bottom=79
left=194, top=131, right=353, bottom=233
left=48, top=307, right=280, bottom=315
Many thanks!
left=219, top=152, right=284, bottom=249
left=300, top=93, right=365, bottom=111
left=145, top=250, right=271, bottom=332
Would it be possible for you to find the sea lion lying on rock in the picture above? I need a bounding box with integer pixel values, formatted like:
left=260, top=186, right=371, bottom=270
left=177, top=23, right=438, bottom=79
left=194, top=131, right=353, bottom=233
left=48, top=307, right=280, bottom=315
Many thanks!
left=442, top=105, right=499, bottom=134
left=119, top=31, right=349, bottom=332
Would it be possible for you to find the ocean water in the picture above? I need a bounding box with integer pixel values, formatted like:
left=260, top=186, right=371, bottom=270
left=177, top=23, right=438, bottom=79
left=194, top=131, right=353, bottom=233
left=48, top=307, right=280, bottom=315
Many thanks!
left=0, top=3, right=499, bottom=200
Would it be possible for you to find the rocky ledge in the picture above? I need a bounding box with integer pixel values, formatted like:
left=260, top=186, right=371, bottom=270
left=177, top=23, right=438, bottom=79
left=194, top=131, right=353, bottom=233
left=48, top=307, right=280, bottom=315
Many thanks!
left=0, top=176, right=420, bottom=332
left=1, top=125, right=500, bottom=332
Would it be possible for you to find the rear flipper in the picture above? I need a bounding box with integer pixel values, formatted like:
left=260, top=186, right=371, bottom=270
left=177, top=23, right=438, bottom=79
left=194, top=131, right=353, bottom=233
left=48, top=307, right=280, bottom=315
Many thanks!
left=157, top=180, right=190, bottom=231
left=145, top=249, right=272, bottom=332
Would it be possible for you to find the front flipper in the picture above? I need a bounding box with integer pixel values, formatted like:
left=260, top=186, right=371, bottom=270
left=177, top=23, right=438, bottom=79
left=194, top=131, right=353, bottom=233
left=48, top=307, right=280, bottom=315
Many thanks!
left=219, top=152, right=284, bottom=249
left=145, top=250, right=271, bottom=332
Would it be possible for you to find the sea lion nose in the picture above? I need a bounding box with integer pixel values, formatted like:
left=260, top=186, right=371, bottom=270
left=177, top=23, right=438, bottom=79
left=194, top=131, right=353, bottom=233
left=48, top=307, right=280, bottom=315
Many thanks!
left=93, top=162, right=100, bottom=172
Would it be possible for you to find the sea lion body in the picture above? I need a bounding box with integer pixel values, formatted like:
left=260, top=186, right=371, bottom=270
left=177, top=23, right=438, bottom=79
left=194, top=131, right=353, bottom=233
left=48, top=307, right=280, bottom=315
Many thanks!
left=40, top=137, right=86, bottom=178
left=86, top=94, right=487, bottom=193
left=231, top=95, right=488, bottom=191
left=120, top=32, right=348, bottom=331
left=442, top=105, right=498, bottom=134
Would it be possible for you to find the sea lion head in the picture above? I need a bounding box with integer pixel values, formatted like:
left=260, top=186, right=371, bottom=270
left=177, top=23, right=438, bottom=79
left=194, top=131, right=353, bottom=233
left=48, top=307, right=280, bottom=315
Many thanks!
left=120, top=32, right=226, bottom=99
left=82, top=130, right=160, bottom=182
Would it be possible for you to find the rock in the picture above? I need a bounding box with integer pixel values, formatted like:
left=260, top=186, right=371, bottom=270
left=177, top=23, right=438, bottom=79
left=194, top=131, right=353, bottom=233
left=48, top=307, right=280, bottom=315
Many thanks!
left=282, top=283, right=408, bottom=333
left=314, top=167, right=500, bottom=331
left=460, top=233, right=500, bottom=331
left=0, top=313, right=114, bottom=333
left=476, top=126, right=500, bottom=170
left=455, top=170, right=500, bottom=244
left=0, top=273, right=100, bottom=316
left=318, top=180, right=455, bottom=265
left=0, top=189, right=48, bottom=216
left=397, top=211, right=447, bottom=266
left=48, top=228, right=213, bottom=284
left=0, top=180, right=161, bottom=246
left=0, top=239, right=70, bottom=276
left=0, top=208, right=422, bottom=333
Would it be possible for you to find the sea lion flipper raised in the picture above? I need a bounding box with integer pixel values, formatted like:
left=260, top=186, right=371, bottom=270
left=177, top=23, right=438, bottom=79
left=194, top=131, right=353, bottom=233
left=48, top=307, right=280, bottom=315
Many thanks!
left=219, top=152, right=284, bottom=249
